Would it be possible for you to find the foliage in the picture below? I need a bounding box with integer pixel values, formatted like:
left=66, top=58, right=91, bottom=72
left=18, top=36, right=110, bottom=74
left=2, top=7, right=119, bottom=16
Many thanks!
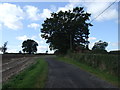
left=74, top=44, right=86, bottom=53
left=1, top=41, right=8, bottom=54
left=2, top=58, right=48, bottom=88
left=41, top=7, right=93, bottom=54
left=92, top=40, right=108, bottom=50
left=67, top=53, right=119, bottom=77
left=90, top=49, right=108, bottom=54
left=57, top=56, right=119, bottom=87
left=22, top=39, right=38, bottom=54
left=109, top=50, right=120, bottom=55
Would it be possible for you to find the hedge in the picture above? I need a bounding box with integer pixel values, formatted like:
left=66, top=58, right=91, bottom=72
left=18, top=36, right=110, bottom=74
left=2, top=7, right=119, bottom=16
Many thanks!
left=67, top=53, right=119, bottom=77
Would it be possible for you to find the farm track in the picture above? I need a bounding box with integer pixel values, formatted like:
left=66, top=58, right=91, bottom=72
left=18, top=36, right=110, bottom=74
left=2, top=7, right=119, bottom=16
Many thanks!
left=1, top=56, right=39, bottom=83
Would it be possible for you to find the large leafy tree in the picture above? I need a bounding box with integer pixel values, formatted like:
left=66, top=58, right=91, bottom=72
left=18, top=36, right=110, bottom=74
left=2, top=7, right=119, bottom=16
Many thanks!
left=22, top=39, right=38, bottom=54
left=41, top=7, right=93, bottom=54
left=92, top=40, right=108, bottom=50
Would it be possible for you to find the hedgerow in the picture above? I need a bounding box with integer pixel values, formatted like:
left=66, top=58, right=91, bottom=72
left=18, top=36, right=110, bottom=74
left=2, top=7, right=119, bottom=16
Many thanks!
left=67, top=53, right=119, bottom=77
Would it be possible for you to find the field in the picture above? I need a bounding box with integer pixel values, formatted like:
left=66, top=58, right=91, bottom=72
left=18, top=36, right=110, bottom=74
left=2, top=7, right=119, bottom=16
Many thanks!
left=1, top=53, right=50, bottom=89
left=1, top=54, right=41, bottom=83
left=2, top=57, right=48, bottom=89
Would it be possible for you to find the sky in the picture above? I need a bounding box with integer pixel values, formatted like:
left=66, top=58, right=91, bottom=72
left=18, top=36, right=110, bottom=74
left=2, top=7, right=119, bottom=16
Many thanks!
left=0, top=0, right=119, bottom=53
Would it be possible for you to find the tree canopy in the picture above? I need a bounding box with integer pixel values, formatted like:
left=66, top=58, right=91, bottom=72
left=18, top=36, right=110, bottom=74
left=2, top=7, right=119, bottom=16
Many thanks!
left=22, top=39, right=38, bottom=54
left=41, top=7, right=93, bottom=54
left=92, top=40, right=108, bottom=50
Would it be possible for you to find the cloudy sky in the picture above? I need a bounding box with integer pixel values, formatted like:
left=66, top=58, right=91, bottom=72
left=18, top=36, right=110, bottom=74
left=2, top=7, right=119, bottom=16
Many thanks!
left=0, top=0, right=119, bottom=53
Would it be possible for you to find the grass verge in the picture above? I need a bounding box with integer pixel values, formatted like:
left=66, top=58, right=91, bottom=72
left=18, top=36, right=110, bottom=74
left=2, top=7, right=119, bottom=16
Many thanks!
left=57, top=56, right=119, bottom=87
left=2, top=58, right=48, bottom=89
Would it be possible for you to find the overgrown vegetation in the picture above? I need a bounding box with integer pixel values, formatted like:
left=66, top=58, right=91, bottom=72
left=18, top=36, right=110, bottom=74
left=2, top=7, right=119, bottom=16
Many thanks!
left=2, top=58, right=48, bottom=89
left=67, top=53, right=119, bottom=77
left=57, top=56, right=119, bottom=87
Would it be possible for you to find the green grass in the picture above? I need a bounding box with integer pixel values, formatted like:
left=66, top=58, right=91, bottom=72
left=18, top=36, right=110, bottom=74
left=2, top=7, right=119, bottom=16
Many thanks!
left=2, top=57, right=48, bottom=89
left=57, top=56, right=119, bottom=87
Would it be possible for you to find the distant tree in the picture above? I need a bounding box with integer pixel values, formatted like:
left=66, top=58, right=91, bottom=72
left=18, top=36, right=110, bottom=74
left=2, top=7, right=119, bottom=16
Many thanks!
left=92, top=40, right=108, bottom=50
left=1, top=41, right=8, bottom=54
left=41, top=7, right=93, bottom=54
left=19, top=51, right=22, bottom=54
left=22, top=39, right=38, bottom=54
left=46, top=50, right=48, bottom=54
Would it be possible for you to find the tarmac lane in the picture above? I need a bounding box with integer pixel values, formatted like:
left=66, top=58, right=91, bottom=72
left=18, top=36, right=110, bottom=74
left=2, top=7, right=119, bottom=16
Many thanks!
left=45, top=56, right=118, bottom=88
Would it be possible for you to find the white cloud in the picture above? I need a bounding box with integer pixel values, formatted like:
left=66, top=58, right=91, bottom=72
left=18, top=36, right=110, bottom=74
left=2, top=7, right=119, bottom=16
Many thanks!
left=7, top=48, right=19, bottom=53
left=48, top=50, right=55, bottom=54
left=56, top=1, right=117, bottom=22
left=16, top=35, right=41, bottom=50
left=98, top=9, right=117, bottom=21
left=40, top=9, right=52, bottom=19
left=16, top=35, right=41, bottom=52
left=39, top=40, right=45, bottom=44
left=88, top=39, right=101, bottom=49
left=16, top=35, right=37, bottom=41
left=57, top=1, right=79, bottom=12
left=89, top=42, right=94, bottom=50
left=88, top=37, right=96, bottom=41
left=0, top=2, right=117, bottom=31
left=85, top=2, right=109, bottom=15
left=37, top=45, right=54, bottom=53
left=0, top=3, right=24, bottom=30
left=0, top=24, right=2, bottom=30
left=37, top=46, right=48, bottom=53
left=25, top=6, right=52, bottom=20
left=31, top=36, right=37, bottom=40
left=16, top=35, right=28, bottom=41
left=16, top=34, right=46, bottom=47
left=24, top=5, right=40, bottom=20
left=28, top=23, right=40, bottom=30
left=85, top=2, right=117, bottom=21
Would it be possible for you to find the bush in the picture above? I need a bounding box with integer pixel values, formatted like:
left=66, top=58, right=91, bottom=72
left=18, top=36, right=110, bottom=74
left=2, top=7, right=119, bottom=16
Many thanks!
left=90, top=49, right=108, bottom=54
left=109, top=50, right=120, bottom=55
left=67, top=53, right=119, bottom=77
left=54, top=50, right=66, bottom=56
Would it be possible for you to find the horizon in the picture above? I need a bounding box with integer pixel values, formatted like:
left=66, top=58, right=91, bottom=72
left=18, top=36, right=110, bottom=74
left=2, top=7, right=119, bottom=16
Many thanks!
left=0, top=1, right=119, bottom=54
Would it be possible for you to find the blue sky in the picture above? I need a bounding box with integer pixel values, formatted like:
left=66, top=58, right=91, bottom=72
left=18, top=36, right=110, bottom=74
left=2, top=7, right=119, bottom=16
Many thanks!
left=0, top=1, right=118, bottom=53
